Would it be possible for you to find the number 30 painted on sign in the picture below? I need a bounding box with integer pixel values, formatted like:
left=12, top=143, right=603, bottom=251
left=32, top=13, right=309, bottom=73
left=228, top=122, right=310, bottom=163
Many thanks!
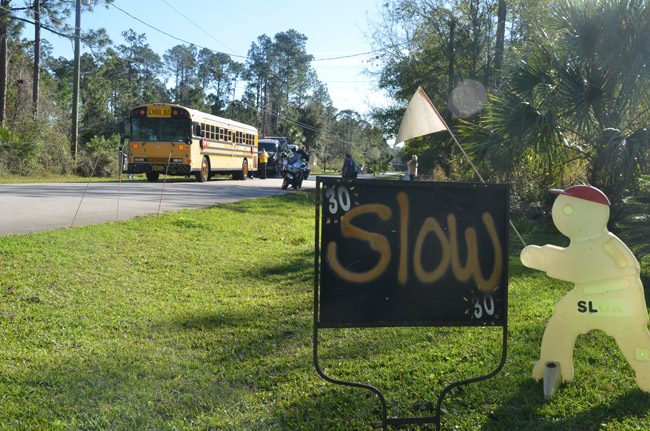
left=325, top=186, right=351, bottom=215
left=473, top=294, right=495, bottom=319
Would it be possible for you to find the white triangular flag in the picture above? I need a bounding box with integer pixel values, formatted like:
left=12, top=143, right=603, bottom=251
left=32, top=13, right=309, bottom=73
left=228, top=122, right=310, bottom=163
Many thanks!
left=395, top=86, right=448, bottom=145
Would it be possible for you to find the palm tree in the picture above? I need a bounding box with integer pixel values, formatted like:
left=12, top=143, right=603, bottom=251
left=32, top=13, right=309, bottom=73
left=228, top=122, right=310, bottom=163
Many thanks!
left=460, top=0, right=650, bottom=217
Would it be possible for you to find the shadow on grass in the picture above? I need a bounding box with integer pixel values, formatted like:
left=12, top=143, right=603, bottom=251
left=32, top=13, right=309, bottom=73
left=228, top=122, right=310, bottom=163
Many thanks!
left=10, top=308, right=314, bottom=429
left=8, top=349, right=235, bottom=429
left=168, top=310, right=312, bottom=372
left=269, top=383, right=384, bottom=431
left=481, top=381, right=650, bottom=430
left=170, top=307, right=288, bottom=329
left=245, top=252, right=315, bottom=280
left=219, top=190, right=315, bottom=215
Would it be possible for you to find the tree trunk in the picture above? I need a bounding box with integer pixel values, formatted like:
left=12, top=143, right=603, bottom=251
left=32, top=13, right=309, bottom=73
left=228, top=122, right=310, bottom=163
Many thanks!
left=469, top=0, right=479, bottom=78
left=0, top=0, right=10, bottom=127
left=32, top=0, right=40, bottom=117
left=230, top=76, right=237, bottom=118
left=448, top=17, right=456, bottom=95
left=263, top=75, right=270, bottom=135
left=494, top=0, right=507, bottom=87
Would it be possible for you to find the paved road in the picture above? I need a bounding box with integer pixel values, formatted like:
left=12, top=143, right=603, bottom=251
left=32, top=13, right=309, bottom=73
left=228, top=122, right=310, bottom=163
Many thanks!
left=0, top=177, right=315, bottom=236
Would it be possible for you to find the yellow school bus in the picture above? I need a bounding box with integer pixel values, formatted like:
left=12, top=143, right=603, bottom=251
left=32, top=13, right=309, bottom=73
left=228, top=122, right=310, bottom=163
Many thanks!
left=125, top=103, right=258, bottom=182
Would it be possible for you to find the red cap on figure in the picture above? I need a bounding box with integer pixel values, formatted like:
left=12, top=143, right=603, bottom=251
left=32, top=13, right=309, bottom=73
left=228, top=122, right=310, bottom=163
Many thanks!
left=549, top=185, right=610, bottom=206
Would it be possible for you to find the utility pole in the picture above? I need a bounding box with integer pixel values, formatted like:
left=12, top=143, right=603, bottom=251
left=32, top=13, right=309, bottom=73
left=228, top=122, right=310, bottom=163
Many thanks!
left=0, top=0, right=10, bottom=127
left=71, top=0, right=81, bottom=161
left=32, top=0, right=40, bottom=117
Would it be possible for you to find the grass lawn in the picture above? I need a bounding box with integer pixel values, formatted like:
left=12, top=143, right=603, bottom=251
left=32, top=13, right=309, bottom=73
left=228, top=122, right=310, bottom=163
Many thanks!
left=1, top=192, right=650, bottom=430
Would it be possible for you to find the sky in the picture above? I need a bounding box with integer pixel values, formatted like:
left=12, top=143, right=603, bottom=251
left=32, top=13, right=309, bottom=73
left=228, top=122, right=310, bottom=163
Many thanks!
left=44, top=0, right=391, bottom=115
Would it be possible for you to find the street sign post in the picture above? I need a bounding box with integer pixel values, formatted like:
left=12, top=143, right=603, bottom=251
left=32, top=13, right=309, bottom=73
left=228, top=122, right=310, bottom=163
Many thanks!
left=313, top=177, right=509, bottom=430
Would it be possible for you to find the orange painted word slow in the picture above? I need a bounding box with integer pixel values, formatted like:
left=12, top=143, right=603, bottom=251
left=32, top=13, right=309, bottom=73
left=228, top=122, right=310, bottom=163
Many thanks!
left=326, top=192, right=502, bottom=292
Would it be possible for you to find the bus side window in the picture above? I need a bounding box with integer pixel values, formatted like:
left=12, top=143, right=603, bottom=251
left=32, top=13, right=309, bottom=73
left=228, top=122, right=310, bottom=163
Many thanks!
left=193, top=123, right=202, bottom=137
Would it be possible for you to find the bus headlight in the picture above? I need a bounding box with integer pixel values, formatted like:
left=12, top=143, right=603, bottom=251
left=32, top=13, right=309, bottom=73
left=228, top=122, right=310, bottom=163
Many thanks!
left=134, top=157, right=145, bottom=162
left=171, top=158, right=183, bottom=163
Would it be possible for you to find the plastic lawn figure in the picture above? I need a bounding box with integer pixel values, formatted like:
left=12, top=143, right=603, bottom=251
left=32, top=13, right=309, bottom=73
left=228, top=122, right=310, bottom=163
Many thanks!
left=520, top=185, right=650, bottom=396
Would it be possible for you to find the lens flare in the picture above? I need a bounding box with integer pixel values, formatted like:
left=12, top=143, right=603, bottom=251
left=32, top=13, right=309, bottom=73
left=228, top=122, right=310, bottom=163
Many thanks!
left=448, top=79, right=487, bottom=118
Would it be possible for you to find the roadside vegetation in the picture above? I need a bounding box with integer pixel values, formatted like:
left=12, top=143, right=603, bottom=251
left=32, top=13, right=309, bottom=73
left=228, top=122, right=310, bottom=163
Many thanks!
left=0, top=3, right=393, bottom=183
left=0, top=173, right=122, bottom=183
left=1, top=191, right=649, bottom=430
left=0, top=1, right=646, bottom=226
left=371, top=0, right=649, bottom=224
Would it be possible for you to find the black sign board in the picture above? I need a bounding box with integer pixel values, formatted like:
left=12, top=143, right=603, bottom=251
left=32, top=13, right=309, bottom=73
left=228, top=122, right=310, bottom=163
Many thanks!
left=316, top=178, right=509, bottom=328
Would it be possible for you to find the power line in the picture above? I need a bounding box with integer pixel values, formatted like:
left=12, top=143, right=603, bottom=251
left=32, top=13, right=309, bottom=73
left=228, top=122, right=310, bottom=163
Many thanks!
left=312, top=40, right=414, bottom=62
left=6, top=1, right=380, bottom=152
left=10, top=1, right=398, bottom=127
left=16, top=0, right=411, bottom=73
left=100, top=1, right=388, bottom=116
left=105, top=1, right=248, bottom=60
left=236, top=96, right=361, bottom=148
left=2, top=2, right=118, bottom=48
left=0, top=3, right=84, bottom=41
left=29, top=0, right=383, bottom=137
left=158, top=0, right=238, bottom=57
left=321, top=79, right=373, bottom=83
left=10, top=14, right=74, bottom=39
left=266, top=106, right=362, bottom=148
left=104, top=1, right=403, bottom=65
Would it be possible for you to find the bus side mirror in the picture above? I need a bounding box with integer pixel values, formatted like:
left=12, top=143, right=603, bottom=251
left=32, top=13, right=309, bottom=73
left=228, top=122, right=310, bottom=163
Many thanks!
left=119, top=119, right=130, bottom=138
left=184, top=137, right=192, bottom=145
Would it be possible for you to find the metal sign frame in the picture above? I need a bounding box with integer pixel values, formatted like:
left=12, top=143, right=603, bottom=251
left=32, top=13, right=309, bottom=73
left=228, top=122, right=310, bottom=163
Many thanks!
left=313, top=177, right=509, bottom=430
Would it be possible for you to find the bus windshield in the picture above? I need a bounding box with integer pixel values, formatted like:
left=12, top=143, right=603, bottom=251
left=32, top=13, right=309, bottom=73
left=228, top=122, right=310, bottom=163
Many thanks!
left=131, top=117, right=190, bottom=142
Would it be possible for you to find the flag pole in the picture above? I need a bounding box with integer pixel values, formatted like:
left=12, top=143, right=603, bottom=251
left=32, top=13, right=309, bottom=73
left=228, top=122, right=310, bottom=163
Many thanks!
left=432, top=104, right=527, bottom=247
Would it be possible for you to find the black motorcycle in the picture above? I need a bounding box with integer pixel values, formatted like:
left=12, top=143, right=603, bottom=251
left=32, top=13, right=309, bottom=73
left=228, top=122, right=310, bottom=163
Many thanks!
left=281, top=155, right=310, bottom=189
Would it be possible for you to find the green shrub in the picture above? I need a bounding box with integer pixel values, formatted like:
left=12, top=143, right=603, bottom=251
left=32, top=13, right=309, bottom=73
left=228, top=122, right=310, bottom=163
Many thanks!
left=0, top=119, right=73, bottom=176
left=364, top=153, right=393, bottom=175
left=39, top=133, right=72, bottom=175
left=75, top=135, right=120, bottom=177
left=0, top=127, right=40, bottom=175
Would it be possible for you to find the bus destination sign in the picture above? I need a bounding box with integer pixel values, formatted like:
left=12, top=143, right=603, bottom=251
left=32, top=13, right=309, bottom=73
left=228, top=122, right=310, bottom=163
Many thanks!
left=317, top=178, right=509, bottom=328
left=147, top=105, right=172, bottom=118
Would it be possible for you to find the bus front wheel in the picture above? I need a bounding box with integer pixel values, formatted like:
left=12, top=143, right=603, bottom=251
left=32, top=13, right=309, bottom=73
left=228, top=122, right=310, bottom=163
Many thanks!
left=196, top=157, right=209, bottom=182
left=146, top=172, right=159, bottom=182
